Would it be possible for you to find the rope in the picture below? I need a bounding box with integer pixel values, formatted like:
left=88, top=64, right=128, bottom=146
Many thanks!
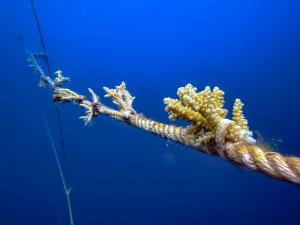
left=43, top=115, right=75, bottom=225
left=29, top=0, right=69, bottom=184
left=28, top=50, right=300, bottom=187
left=51, top=83, right=300, bottom=186
left=28, top=0, right=74, bottom=222
left=224, top=143, right=300, bottom=185
left=29, top=0, right=51, bottom=73
left=87, top=105, right=300, bottom=186
left=86, top=107, right=300, bottom=186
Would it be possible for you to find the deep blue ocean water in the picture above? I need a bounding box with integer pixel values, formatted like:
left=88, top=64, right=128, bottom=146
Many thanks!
left=1, top=0, right=300, bottom=224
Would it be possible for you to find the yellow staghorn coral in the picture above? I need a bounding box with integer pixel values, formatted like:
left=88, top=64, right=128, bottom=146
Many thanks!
left=232, top=99, right=248, bottom=130
left=28, top=52, right=300, bottom=186
left=164, top=84, right=256, bottom=147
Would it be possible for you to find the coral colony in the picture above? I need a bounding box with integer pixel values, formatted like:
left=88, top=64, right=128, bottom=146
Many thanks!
left=28, top=52, right=300, bottom=186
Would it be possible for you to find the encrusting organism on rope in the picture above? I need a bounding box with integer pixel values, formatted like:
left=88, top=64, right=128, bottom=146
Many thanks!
left=28, top=52, right=300, bottom=186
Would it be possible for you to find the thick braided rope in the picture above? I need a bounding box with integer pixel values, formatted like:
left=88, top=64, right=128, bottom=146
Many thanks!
left=30, top=67, right=300, bottom=186
left=225, top=143, right=300, bottom=185
left=68, top=101, right=300, bottom=186
left=130, top=116, right=300, bottom=185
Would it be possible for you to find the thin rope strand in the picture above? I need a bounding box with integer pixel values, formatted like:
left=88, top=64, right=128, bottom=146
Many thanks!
left=29, top=0, right=70, bottom=186
left=42, top=114, right=75, bottom=225
left=29, top=0, right=51, bottom=73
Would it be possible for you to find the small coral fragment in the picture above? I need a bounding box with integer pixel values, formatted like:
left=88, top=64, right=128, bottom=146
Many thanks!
left=54, top=70, right=70, bottom=87
left=79, top=88, right=100, bottom=125
left=79, top=106, right=95, bottom=125
left=27, top=52, right=53, bottom=88
left=103, top=82, right=136, bottom=118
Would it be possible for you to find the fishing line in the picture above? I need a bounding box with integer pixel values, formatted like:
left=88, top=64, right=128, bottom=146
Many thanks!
left=43, top=114, right=75, bottom=225
left=29, top=0, right=51, bottom=72
left=28, top=1, right=74, bottom=223
left=29, top=0, right=70, bottom=184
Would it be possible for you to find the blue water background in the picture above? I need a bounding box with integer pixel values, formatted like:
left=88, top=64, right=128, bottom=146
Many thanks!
left=1, top=0, right=300, bottom=224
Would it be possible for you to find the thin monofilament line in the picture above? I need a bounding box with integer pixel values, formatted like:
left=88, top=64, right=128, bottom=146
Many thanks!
left=29, top=0, right=70, bottom=186
left=29, top=0, right=51, bottom=73
left=43, top=114, right=74, bottom=225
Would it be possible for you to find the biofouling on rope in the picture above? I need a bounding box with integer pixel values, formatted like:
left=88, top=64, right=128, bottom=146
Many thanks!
left=28, top=52, right=300, bottom=186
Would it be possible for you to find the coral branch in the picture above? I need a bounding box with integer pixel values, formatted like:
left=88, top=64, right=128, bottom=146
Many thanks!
left=79, top=88, right=100, bottom=125
left=28, top=53, right=300, bottom=186
left=103, top=82, right=136, bottom=118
